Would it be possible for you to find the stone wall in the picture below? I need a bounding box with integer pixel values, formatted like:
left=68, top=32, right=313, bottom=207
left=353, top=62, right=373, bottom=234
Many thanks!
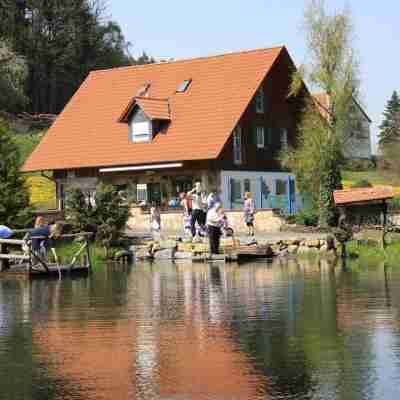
left=127, top=207, right=284, bottom=234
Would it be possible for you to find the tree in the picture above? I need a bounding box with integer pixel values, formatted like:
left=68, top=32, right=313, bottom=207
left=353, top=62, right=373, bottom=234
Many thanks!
left=379, top=91, right=400, bottom=145
left=0, top=0, right=137, bottom=114
left=285, top=0, right=360, bottom=227
left=0, top=39, right=27, bottom=112
left=0, top=119, right=34, bottom=228
left=66, top=183, right=130, bottom=258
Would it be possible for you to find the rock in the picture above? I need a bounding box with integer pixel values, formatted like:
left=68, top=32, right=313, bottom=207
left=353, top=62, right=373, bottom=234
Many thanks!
left=283, top=239, right=300, bottom=246
left=177, top=243, right=194, bottom=252
left=304, top=240, right=320, bottom=248
left=174, top=252, right=193, bottom=260
left=192, top=243, right=210, bottom=253
left=320, top=244, right=328, bottom=252
left=288, top=245, right=298, bottom=254
left=135, top=247, right=151, bottom=260
left=154, top=248, right=176, bottom=259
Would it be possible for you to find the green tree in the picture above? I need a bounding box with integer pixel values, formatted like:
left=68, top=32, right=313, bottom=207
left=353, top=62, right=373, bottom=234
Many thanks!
left=0, top=38, right=27, bottom=112
left=285, top=0, right=360, bottom=227
left=379, top=91, right=400, bottom=145
left=0, top=119, right=34, bottom=227
left=66, top=183, right=130, bottom=258
left=0, top=0, right=137, bottom=114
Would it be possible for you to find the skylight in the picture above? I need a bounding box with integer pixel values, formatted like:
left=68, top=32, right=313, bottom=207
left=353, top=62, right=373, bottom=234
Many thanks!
left=176, top=79, right=192, bottom=93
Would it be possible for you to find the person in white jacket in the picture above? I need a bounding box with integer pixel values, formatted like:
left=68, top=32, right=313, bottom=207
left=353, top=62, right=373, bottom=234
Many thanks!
left=206, top=203, right=225, bottom=254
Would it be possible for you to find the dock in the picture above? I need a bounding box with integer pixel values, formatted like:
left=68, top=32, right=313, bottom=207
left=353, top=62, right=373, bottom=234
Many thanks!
left=0, top=232, right=93, bottom=278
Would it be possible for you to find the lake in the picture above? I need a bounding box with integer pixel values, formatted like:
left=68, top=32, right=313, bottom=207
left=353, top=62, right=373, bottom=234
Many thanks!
left=1, top=258, right=400, bottom=399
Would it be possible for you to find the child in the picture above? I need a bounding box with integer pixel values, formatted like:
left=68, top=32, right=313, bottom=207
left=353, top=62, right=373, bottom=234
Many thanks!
left=243, top=192, right=256, bottom=236
left=150, top=202, right=161, bottom=237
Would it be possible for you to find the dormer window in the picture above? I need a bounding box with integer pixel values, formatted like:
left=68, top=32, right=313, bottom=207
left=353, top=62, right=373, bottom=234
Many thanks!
left=119, top=96, right=171, bottom=143
left=176, top=79, right=192, bottom=93
left=255, top=87, right=264, bottom=114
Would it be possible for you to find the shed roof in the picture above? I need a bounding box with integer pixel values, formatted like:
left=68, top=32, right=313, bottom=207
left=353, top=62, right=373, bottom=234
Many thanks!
left=22, top=46, right=285, bottom=172
left=333, top=186, right=394, bottom=205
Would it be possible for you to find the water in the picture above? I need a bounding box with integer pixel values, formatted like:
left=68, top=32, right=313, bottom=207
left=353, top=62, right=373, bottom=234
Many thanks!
left=1, top=258, right=400, bottom=400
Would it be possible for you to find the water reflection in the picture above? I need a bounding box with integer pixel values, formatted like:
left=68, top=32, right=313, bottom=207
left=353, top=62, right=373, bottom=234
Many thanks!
left=1, top=258, right=400, bottom=399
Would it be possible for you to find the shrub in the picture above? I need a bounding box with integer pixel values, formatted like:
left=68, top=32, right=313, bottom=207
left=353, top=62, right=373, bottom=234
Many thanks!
left=66, top=183, right=130, bottom=258
left=345, top=159, right=375, bottom=171
left=351, top=179, right=373, bottom=188
left=293, top=209, right=319, bottom=226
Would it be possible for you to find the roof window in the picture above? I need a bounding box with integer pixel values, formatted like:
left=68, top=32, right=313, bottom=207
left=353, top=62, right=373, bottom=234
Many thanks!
left=176, top=79, right=192, bottom=93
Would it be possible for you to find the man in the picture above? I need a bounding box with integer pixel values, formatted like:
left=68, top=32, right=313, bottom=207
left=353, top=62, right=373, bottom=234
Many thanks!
left=188, top=182, right=207, bottom=237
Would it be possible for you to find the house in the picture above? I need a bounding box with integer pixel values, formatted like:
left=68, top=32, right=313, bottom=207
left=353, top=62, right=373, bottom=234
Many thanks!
left=22, top=46, right=308, bottom=221
left=313, top=92, right=372, bottom=160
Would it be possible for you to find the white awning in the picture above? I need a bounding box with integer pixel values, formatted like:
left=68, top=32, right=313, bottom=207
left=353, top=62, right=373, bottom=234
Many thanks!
left=99, top=163, right=183, bottom=173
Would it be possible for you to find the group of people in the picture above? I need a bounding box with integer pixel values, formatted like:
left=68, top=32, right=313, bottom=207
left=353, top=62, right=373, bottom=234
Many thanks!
left=176, top=182, right=256, bottom=254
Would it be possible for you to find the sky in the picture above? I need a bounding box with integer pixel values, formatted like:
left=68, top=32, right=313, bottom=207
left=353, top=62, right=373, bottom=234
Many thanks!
left=109, top=0, right=400, bottom=154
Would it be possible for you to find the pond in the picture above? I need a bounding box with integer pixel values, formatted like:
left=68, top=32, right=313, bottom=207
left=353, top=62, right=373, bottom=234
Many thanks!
left=1, top=258, right=400, bottom=400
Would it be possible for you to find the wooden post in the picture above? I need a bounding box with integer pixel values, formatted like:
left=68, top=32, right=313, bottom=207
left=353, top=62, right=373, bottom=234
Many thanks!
left=86, top=237, right=92, bottom=271
left=382, top=200, right=388, bottom=250
left=0, top=243, right=10, bottom=271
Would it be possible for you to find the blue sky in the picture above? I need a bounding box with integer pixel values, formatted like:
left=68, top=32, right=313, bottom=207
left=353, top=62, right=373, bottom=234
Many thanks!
left=110, top=0, right=400, bottom=153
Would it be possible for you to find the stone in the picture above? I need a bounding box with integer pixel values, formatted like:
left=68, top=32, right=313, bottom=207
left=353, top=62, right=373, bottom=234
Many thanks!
left=193, top=243, right=210, bottom=253
left=283, top=239, right=300, bottom=246
left=154, top=248, right=176, bottom=259
left=304, top=240, right=320, bottom=248
left=174, top=252, right=193, bottom=260
left=220, top=237, right=237, bottom=248
left=320, top=244, right=328, bottom=252
left=288, top=245, right=298, bottom=254
left=135, top=247, right=151, bottom=260
left=177, top=243, right=194, bottom=252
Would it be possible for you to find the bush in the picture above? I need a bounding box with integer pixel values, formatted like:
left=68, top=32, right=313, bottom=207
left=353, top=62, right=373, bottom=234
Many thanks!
left=390, top=197, right=400, bottom=211
left=351, top=179, right=373, bottom=188
left=292, top=209, right=319, bottom=226
left=345, top=159, right=375, bottom=171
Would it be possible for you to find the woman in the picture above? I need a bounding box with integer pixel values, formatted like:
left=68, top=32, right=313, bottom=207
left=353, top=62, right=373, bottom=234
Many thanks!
left=243, top=192, right=256, bottom=236
left=206, top=203, right=225, bottom=255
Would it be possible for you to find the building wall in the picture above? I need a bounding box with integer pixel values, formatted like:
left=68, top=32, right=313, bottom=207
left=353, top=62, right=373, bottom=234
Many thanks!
left=343, top=110, right=372, bottom=160
left=216, top=48, right=307, bottom=171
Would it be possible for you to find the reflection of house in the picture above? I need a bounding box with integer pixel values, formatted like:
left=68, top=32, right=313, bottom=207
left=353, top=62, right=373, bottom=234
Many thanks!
left=313, top=92, right=372, bottom=160
left=22, top=46, right=307, bottom=213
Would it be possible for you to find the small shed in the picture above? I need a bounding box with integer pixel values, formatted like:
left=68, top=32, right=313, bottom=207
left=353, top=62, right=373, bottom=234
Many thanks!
left=333, top=186, right=395, bottom=249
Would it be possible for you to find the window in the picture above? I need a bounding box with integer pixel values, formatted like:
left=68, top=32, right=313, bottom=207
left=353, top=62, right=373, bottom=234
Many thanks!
left=244, top=179, right=251, bottom=193
left=281, top=128, right=288, bottom=147
left=276, top=179, right=287, bottom=196
left=233, top=126, right=242, bottom=165
left=130, top=121, right=152, bottom=143
left=176, top=79, right=192, bottom=93
left=256, top=126, right=265, bottom=148
left=255, top=88, right=264, bottom=114
left=137, top=184, right=148, bottom=202
left=230, top=179, right=242, bottom=209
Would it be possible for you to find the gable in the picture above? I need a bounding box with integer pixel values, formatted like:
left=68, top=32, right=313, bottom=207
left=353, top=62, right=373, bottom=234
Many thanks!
left=22, top=46, right=285, bottom=172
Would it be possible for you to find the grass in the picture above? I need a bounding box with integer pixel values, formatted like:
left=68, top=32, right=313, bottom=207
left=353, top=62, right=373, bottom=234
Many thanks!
left=51, top=240, right=107, bottom=269
left=346, top=239, right=400, bottom=267
left=342, top=169, right=400, bottom=192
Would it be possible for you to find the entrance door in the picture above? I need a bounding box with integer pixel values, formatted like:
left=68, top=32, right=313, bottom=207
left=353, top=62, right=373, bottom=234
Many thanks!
left=148, top=183, right=162, bottom=204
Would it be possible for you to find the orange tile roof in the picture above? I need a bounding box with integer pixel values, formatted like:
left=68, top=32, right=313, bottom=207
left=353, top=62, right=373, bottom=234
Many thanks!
left=135, top=97, right=171, bottom=120
left=22, top=46, right=284, bottom=172
left=333, top=186, right=394, bottom=205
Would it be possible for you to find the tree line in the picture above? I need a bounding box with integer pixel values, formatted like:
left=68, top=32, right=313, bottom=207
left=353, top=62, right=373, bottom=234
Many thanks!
left=0, top=0, right=154, bottom=114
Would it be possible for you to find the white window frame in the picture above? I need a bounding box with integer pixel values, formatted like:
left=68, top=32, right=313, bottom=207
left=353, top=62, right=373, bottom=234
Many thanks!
left=255, top=88, right=264, bottom=114
left=256, top=126, right=265, bottom=148
left=233, top=126, right=242, bottom=165
left=136, top=183, right=148, bottom=202
left=281, top=128, right=288, bottom=147
left=130, top=121, right=152, bottom=143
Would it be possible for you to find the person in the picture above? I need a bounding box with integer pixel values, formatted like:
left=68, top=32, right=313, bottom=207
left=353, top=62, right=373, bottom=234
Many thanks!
left=206, top=203, right=225, bottom=254
left=188, top=182, right=207, bottom=237
left=150, top=202, right=161, bottom=236
left=28, top=218, right=63, bottom=256
left=180, top=192, right=192, bottom=215
left=243, top=192, right=256, bottom=236
left=207, top=192, right=217, bottom=210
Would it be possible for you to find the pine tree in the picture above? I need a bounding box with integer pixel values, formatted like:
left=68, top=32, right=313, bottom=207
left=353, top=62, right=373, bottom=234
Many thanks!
left=0, top=120, right=34, bottom=228
left=379, top=91, right=400, bottom=145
